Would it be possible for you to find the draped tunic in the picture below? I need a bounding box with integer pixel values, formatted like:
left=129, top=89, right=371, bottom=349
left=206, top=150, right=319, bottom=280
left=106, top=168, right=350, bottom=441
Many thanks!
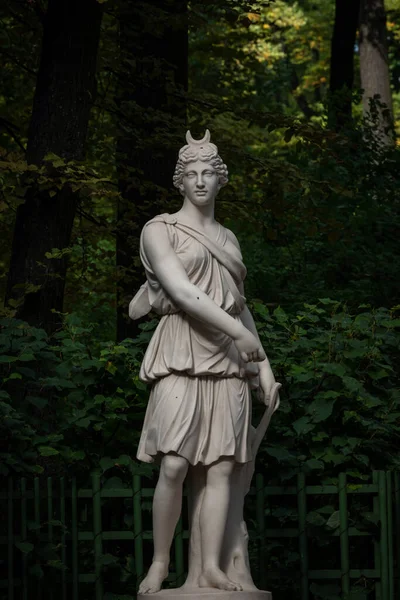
left=133, top=213, right=253, bottom=465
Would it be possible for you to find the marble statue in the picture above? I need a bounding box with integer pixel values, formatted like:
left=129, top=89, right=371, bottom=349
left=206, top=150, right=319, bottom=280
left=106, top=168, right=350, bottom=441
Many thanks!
left=129, top=130, right=280, bottom=599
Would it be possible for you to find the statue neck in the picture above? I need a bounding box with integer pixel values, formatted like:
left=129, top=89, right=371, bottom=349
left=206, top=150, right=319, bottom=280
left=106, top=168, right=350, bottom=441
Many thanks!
left=179, top=197, right=216, bottom=227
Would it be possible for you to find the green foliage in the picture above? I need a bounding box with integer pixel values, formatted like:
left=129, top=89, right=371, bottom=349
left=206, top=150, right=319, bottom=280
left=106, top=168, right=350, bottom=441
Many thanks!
left=0, top=314, right=157, bottom=478
left=1, top=299, right=399, bottom=483
left=188, top=1, right=400, bottom=310
left=2, top=302, right=397, bottom=598
left=1, top=0, right=400, bottom=317
left=252, top=299, right=400, bottom=480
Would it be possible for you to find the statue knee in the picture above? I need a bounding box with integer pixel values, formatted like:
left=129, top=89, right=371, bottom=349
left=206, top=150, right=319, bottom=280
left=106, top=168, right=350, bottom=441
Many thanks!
left=161, top=454, right=188, bottom=485
left=207, top=458, right=235, bottom=484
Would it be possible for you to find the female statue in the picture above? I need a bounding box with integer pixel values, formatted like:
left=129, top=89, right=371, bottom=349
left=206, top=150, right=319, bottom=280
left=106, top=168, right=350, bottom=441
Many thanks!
left=129, top=131, right=279, bottom=595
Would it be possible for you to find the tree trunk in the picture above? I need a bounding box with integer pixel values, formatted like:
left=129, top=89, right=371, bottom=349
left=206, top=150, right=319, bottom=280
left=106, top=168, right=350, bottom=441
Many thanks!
left=328, top=0, right=361, bottom=130
left=116, top=0, right=188, bottom=342
left=5, top=0, right=102, bottom=333
left=359, top=0, right=394, bottom=145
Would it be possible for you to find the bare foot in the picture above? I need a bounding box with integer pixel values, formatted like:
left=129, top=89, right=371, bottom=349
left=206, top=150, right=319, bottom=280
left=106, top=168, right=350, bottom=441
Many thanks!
left=199, top=566, right=242, bottom=591
left=138, top=561, right=169, bottom=594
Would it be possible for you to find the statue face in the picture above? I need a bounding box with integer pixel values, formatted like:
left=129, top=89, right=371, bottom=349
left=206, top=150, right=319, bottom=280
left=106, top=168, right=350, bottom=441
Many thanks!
left=180, top=160, right=220, bottom=206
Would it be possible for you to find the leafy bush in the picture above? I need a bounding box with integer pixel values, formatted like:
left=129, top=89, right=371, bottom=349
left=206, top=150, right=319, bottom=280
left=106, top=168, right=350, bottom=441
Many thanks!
left=253, top=299, right=400, bottom=481
left=1, top=299, right=399, bottom=482
left=1, top=302, right=399, bottom=598
left=0, top=314, right=156, bottom=479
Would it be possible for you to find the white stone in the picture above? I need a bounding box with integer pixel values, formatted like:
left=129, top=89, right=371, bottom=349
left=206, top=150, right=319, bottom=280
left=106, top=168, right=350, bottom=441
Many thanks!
left=130, top=131, right=280, bottom=597
left=141, top=588, right=272, bottom=600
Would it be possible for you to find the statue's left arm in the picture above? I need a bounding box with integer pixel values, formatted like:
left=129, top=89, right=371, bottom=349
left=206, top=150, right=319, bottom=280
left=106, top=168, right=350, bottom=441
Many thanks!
left=239, top=285, right=276, bottom=397
left=225, top=227, right=276, bottom=403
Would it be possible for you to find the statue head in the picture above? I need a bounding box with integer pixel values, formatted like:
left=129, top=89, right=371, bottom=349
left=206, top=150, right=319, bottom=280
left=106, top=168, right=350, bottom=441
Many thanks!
left=173, top=130, right=229, bottom=196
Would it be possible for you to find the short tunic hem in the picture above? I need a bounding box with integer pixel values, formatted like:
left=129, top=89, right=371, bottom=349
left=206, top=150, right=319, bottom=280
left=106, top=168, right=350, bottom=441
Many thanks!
left=137, top=373, right=253, bottom=467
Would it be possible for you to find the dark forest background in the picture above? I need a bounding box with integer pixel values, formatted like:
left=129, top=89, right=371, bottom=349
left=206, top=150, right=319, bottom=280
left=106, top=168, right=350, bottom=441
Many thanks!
left=0, top=1, right=400, bottom=597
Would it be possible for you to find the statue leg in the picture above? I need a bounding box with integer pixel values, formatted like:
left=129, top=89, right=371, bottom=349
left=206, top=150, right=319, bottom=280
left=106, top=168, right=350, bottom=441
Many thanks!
left=138, top=454, right=189, bottom=594
left=222, top=464, right=257, bottom=590
left=198, top=458, right=243, bottom=592
left=184, top=465, right=207, bottom=588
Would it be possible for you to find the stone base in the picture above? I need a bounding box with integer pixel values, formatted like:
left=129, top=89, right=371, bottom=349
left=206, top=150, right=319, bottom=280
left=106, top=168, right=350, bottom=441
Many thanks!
left=138, top=588, right=272, bottom=600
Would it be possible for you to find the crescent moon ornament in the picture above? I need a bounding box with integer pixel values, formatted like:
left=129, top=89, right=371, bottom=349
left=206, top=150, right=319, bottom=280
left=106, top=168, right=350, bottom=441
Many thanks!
left=185, top=129, right=211, bottom=146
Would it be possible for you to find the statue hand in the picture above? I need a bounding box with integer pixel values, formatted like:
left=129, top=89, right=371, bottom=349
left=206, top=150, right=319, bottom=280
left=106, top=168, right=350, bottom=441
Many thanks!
left=234, top=327, right=266, bottom=363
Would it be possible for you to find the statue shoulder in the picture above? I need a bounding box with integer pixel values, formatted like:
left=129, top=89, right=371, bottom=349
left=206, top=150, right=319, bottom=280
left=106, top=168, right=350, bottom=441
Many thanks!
left=141, top=214, right=175, bottom=253
left=143, top=213, right=177, bottom=229
left=224, top=227, right=241, bottom=250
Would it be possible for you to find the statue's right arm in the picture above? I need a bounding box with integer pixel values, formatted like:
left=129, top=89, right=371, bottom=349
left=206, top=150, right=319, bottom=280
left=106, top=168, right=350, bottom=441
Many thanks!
left=142, top=222, right=266, bottom=363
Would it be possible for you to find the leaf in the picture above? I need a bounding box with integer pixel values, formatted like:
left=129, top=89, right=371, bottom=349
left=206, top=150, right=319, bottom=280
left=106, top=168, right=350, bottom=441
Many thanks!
left=307, top=396, right=337, bottom=423
left=306, top=511, right=325, bottom=526
left=115, top=454, right=133, bottom=467
left=103, top=476, right=127, bottom=489
left=60, top=449, right=85, bottom=461
left=75, top=417, right=94, bottom=428
left=17, top=367, right=37, bottom=379
left=105, top=361, right=117, bottom=375
left=360, top=511, right=379, bottom=525
left=27, top=396, right=48, bottom=410
left=38, top=446, right=59, bottom=457
left=47, top=519, right=66, bottom=527
left=0, top=355, right=18, bottom=363
left=326, top=511, right=340, bottom=529
left=265, top=446, right=295, bottom=462
left=354, top=454, right=370, bottom=466
left=381, top=318, right=400, bottom=328
left=342, top=376, right=363, bottom=393
left=293, top=416, right=315, bottom=435
left=29, top=564, right=44, bottom=579
left=42, top=377, right=76, bottom=389
left=273, top=306, right=288, bottom=322
left=305, top=458, right=324, bottom=471
left=100, top=457, right=116, bottom=472
left=310, top=582, right=341, bottom=599
left=15, top=542, right=34, bottom=553
left=47, top=560, right=68, bottom=571
left=100, top=553, right=119, bottom=566
left=18, top=353, right=36, bottom=361
left=369, top=369, right=389, bottom=381
left=322, top=363, right=347, bottom=378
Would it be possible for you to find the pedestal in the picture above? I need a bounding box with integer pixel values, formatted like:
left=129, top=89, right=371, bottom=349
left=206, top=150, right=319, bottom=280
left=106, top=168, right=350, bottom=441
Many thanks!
left=138, top=588, right=272, bottom=600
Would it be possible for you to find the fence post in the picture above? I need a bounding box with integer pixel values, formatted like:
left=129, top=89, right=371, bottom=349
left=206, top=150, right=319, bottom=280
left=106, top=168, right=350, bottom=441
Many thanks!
left=297, top=472, right=308, bottom=600
left=91, top=470, right=103, bottom=600
left=378, top=471, right=389, bottom=600
left=60, top=477, right=67, bottom=600
left=34, top=478, right=42, bottom=597
left=394, top=472, right=400, bottom=600
left=338, top=473, right=350, bottom=596
left=386, top=472, right=394, bottom=600
left=71, top=477, right=79, bottom=600
left=47, top=477, right=54, bottom=600
left=174, top=516, right=185, bottom=586
left=20, top=478, right=27, bottom=600
left=133, top=473, right=144, bottom=583
left=7, top=478, right=13, bottom=600
left=372, top=472, right=382, bottom=600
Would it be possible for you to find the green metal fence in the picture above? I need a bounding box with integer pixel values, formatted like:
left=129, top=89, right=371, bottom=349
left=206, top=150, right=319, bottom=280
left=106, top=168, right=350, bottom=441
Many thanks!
left=0, top=470, right=399, bottom=600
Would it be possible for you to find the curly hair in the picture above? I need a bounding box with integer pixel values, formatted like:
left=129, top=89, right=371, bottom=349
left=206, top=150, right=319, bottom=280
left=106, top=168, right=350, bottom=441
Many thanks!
left=173, top=143, right=229, bottom=194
